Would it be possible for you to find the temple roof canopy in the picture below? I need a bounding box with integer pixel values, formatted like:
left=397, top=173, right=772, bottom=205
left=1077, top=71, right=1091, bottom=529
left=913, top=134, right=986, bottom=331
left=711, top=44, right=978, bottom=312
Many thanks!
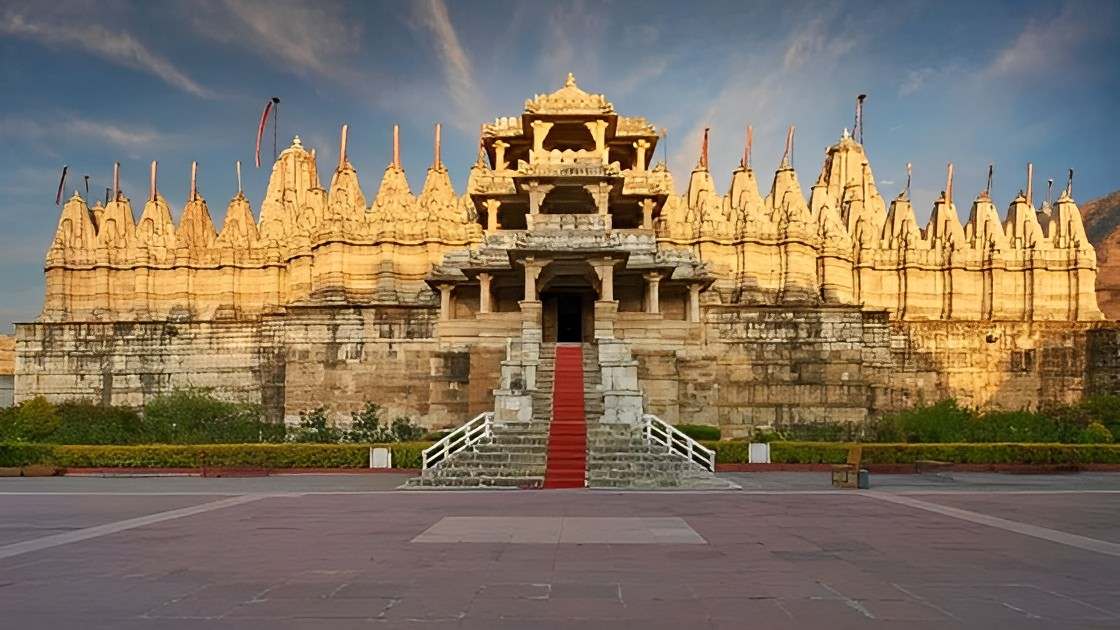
left=523, top=73, right=615, bottom=116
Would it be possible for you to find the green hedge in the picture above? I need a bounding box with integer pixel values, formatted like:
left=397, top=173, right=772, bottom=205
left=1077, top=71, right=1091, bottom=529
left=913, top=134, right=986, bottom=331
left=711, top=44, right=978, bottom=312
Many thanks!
left=675, top=424, right=721, bottom=441
left=0, top=442, right=431, bottom=469
left=701, top=441, right=1120, bottom=466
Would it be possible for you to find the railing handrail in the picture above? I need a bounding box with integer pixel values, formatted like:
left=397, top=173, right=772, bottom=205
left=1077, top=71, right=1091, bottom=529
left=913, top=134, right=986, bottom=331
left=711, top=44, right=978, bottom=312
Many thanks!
left=422, top=412, right=493, bottom=470
left=642, top=414, right=716, bottom=472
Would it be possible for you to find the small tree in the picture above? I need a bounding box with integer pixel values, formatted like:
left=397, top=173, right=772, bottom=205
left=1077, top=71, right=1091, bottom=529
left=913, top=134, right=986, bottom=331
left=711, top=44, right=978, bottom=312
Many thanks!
left=289, top=407, right=342, bottom=443
left=3, top=397, right=61, bottom=442
left=345, top=403, right=391, bottom=443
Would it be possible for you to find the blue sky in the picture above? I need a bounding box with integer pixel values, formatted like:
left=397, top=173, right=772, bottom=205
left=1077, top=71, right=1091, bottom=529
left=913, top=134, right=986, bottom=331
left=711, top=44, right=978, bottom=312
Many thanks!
left=1, top=0, right=1118, bottom=330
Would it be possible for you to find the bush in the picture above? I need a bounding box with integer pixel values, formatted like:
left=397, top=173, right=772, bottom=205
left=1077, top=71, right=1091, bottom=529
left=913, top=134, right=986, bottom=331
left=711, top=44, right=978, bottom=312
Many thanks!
left=0, top=397, right=61, bottom=442
left=288, top=407, right=343, bottom=444
left=48, top=401, right=145, bottom=444
left=675, top=424, right=721, bottom=441
left=144, top=390, right=281, bottom=444
left=1081, top=422, right=1115, bottom=444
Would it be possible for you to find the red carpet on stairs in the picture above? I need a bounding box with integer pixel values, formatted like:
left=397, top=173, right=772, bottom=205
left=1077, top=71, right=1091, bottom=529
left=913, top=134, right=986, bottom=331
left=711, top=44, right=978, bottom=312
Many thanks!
left=543, top=344, right=587, bottom=488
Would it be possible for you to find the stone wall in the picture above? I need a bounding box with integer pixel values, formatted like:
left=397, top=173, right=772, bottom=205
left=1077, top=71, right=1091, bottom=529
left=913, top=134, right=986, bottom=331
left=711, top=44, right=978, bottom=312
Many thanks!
left=0, top=335, right=12, bottom=408
left=627, top=307, right=1120, bottom=438
left=631, top=305, right=892, bottom=437
left=14, top=306, right=502, bottom=428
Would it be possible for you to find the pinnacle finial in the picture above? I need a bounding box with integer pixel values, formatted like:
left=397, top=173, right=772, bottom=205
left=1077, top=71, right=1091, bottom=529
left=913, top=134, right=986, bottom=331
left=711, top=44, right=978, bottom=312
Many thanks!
left=699, top=127, right=710, bottom=169
left=565, top=72, right=576, bottom=88
left=292, top=135, right=302, bottom=149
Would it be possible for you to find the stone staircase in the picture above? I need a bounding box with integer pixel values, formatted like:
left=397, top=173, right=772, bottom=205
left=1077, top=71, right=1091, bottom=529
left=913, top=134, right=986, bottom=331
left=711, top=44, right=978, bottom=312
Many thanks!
left=408, top=339, right=735, bottom=490
left=404, top=348, right=556, bottom=488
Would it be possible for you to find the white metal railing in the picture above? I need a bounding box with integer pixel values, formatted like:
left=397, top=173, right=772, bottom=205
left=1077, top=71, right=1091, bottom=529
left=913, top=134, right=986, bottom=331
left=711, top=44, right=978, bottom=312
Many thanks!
left=422, top=412, right=493, bottom=470
left=642, top=414, right=716, bottom=472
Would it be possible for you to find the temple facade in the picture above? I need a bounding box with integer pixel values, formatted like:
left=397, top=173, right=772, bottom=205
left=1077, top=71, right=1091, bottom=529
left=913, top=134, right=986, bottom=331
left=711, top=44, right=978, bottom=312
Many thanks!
left=16, top=75, right=1120, bottom=435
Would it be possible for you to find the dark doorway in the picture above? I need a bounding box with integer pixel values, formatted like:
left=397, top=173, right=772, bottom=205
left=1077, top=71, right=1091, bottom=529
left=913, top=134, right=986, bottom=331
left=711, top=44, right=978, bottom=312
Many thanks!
left=557, top=296, right=582, bottom=342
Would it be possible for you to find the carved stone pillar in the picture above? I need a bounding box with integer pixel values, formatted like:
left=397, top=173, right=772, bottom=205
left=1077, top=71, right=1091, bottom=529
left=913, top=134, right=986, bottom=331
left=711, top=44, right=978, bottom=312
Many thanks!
left=590, top=258, right=618, bottom=301
left=644, top=272, right=661, bottom=314
left=530, top=120, right=554, bottom=160
left=438, top=284, right=454, bottom=321
left=478, top=272, right=492, bottom=314
left=493, top=140, right=509, bottom=171
left=641, top=198, right=654, bottom=230
left=521, top=257, right=547, bottom=301
left=688, top=283, right=702, bottom=322
left=527, top=182, right=553, bottom=215
left=584, top=183, right=613, bottom=215
left=584, top=120, right=609, bottom=163
left=633, top=139, right=651, bottom=172
left=483, top=199, right=500, bottom=233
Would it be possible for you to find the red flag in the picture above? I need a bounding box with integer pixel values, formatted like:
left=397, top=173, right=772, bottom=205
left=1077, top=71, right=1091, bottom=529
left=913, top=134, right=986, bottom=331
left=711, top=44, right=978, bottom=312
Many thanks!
left=254, top=98, right=277, bottom=168
left=55, top=165, right=68, bottom=206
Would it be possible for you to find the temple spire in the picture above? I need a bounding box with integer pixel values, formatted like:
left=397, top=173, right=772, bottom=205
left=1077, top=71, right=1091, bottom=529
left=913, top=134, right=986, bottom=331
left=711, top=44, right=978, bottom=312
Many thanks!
left=392, top=124, right=401, bottom=169
left=149, top=160, right=158, bottom=202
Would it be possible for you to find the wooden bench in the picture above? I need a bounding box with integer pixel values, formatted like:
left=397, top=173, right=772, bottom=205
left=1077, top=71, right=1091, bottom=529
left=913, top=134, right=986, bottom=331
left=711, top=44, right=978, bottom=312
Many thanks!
left=831, top=446, right=862, bottom=489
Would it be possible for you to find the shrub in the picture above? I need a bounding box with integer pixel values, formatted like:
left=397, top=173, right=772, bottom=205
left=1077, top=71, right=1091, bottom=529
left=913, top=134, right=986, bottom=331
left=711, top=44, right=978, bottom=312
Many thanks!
left=0, top=397, right=61, bottom=442
left=676, top=424, right=721, bottom=441
left=1081, top=422, right=1115, bottom=444
left=288, top=407, right=344, bottom=444
left=48, top=401, right=145, bottom=445
left=344, top=403, right=425, bottom=443
left=144, top=390, right=281, bottom=444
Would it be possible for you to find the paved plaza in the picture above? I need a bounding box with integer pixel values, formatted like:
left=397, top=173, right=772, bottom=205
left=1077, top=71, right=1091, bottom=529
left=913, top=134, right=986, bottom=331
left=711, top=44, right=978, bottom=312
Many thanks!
left=1, top=472, right=1119, bottom=628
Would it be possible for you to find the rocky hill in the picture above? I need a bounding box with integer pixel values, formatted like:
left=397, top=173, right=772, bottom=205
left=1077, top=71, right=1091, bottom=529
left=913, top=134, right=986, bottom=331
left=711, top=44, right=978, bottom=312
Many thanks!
left=1082, top=190, right=1120, bottom=320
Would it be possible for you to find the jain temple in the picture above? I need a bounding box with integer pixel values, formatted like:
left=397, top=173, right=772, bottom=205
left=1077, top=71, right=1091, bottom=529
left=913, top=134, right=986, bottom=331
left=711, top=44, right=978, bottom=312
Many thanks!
left=14, top=75, right=1120, bottom=485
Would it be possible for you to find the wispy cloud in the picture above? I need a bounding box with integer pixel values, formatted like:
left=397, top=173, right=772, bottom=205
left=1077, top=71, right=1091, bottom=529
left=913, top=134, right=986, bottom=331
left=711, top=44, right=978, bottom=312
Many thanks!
left=194, top=0, right=362, bottom=81
left=0, top=7, right=216, bottom=98
left=412, top=0, right=487, bottom=133
left=1, top=114, right=169, bottom=158
left=983, top=2, right=1110, bottom=80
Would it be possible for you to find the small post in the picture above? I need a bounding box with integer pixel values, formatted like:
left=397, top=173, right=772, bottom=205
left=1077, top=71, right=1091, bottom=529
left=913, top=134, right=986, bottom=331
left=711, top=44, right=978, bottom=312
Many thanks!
left=339, top=123, right=349, bottom=167
left=1046, top=178, right=1053, bottom=206
left=149, top=160, right=158, bottom=202
left=782, top=125, right=795, bottom=166
left=743, top=125, right=753, bottom=169
left=392, top=124, right=400, bottom=168
left=905, top=162, right=912, bottom=198
left=113, top=161, right=121, bottom=201
left=699, top=127, right=710, bottom=169
left=190, top=161, right=198, bottom=201
left=985, top=164, right=993, bottom=197
left=945, top=162, right=954, bottom=206
left=434, top=122, right=442, bottom=169
left=236, top=160, right=242, bottom=194
left=1066, top=168, right=1074, bottom=197
left=1026, top=162, right=1034, bottom=207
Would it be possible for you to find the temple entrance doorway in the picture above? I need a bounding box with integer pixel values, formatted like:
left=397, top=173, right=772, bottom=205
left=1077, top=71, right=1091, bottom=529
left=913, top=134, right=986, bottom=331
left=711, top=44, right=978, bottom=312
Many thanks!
left=542, top=290, right=594, bottom=343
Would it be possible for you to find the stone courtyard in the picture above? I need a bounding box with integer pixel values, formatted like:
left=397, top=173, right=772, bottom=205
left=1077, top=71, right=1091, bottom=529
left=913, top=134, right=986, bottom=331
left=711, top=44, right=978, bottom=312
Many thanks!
left=2, top=473, right=1120, bottom=629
